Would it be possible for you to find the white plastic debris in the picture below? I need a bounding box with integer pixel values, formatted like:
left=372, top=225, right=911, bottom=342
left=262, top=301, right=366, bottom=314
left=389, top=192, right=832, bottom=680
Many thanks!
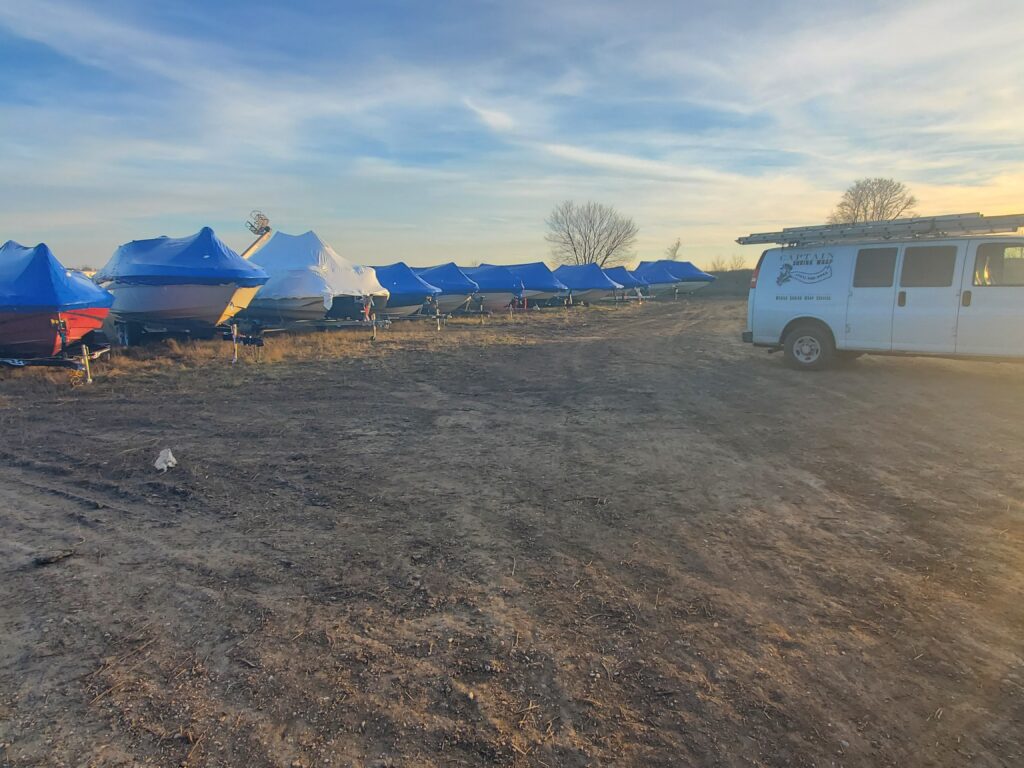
left=154, top=448, right=178, bottom=473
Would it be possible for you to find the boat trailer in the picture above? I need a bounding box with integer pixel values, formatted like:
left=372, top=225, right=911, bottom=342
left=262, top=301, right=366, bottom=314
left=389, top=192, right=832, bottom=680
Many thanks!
left=0, top=331, right=111, bottom=384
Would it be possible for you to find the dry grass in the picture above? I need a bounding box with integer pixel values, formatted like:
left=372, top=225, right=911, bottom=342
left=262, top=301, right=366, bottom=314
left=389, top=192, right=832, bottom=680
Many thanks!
left=0, top=304, right=642, bottom=395
left=6, top=299, right=1023, bottom=767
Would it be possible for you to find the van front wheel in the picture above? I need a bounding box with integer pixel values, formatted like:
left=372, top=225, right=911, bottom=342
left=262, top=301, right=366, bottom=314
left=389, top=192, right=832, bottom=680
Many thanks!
left=783, top=323, right=835, bottom=370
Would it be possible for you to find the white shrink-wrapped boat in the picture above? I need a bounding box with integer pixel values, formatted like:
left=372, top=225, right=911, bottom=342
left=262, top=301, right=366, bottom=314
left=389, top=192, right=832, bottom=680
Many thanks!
left=245, top=231, right=388, bottom=323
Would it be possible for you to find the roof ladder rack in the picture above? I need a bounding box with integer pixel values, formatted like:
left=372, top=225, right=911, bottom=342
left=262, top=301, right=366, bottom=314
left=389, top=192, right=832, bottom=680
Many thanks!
left=737, top=212, right=1024, bottom=247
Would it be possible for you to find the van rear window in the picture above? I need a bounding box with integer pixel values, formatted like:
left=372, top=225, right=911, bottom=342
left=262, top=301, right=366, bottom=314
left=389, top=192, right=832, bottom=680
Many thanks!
left=974, top=243, right=1024, bottom=286
left=854, top=248, right=897, bottom=287
left=900, top=246, right=957, bottom=288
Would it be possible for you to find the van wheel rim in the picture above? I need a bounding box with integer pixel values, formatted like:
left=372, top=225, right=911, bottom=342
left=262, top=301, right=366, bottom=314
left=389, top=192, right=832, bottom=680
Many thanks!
left=793, top=335, right=821, bottom=364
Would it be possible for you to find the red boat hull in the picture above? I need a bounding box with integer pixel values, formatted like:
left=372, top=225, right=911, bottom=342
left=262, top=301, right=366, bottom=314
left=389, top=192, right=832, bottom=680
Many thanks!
left=0, top=308, right=110, bottom=358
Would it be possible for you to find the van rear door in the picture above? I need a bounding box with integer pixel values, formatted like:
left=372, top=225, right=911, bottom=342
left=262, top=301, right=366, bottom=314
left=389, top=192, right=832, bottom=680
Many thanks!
left=844, top=247, right=898, bottom=350
left=745, top=250, right=768, bottom=340
left=891, top=243, right=962, bottom=354
left=955, top=241, right=1024, bottom=357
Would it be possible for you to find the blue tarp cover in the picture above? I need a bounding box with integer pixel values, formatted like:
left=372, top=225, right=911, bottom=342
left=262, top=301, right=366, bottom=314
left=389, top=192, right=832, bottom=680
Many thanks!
left=635, top=260, right=715, bottom=283
left=462, top=265, right=524, bottom=294
left=603, top=266, right=646, bottom=288
left=96, top=227, right=268, bottom=287
left=552, top=263, right=623, bottom=291
left=0, top=240, right=114, bottom=312
left=372, top=263, right=441, bottom=297
left=631, top=263, right=681, bottom=285
left=413, top=263, right=478, bottom=294
left=483, top=262, right=567, bottom=292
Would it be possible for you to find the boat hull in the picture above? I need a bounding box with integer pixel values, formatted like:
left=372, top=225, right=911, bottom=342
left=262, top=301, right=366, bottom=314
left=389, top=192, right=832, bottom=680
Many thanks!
left=643, top=281, right=679, bottom=297
left=383, top=303, right=427, bottom=318
left=519, top=289, right=565, bottom=307
left=0, top=308, right=109, bottom=358
left=477, top=292, right=518, bottom=312
left=380, top=292, right=427, bottom=317
left=601, top=287, right=644, bottom=301
left=564, top=289, right=614, bottom=304
left=644, top=280, right=712, bottom=297
left=104, top=283, right=260, bottom=332
left=243, top=296, right=329, bottom=324
left=434, top=294, right=473, bottom=314
left=677, top=280, right=713, bottom=294
left=325, top=295, right=389, bottom=320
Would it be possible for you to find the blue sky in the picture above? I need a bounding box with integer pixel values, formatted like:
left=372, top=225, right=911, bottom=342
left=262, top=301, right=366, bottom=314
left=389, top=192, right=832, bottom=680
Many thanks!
left=1, top=0, right=1022, bottom=268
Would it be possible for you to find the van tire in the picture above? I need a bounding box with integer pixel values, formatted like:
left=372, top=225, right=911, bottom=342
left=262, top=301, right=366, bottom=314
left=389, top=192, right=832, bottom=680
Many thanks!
left=783, top=322, right=835, bottom=370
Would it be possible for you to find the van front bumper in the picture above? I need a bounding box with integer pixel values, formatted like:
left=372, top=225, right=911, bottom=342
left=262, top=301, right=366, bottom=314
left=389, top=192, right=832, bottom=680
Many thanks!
left=741, top=331, right=753, bottom=343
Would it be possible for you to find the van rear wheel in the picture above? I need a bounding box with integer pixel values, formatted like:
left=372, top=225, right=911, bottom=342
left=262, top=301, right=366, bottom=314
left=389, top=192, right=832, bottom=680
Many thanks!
left=783, top=323, right=835, bottom=370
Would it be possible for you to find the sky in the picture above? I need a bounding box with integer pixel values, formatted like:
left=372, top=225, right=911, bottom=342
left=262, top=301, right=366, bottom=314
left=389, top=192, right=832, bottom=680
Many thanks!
left=1, top=0, right=1022, bottom=269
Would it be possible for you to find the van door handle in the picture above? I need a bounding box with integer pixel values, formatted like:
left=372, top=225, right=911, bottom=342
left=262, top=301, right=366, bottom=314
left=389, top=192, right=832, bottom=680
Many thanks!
left=962, top=290, right=972, bottom=307
left=897, top=290, right=906, bottom=307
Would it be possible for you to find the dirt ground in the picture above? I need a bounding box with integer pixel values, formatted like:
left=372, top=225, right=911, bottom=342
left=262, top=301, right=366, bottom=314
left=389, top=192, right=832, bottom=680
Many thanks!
left=1, top=299, right=1022, bottom=768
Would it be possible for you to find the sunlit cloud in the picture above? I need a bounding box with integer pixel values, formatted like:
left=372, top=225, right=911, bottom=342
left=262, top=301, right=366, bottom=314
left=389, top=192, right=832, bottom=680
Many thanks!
left=542, top=143, right=730, bottom=184
left=464, top=98, right=516, bottom=132
left=0, top=0, right=1021, bottom=271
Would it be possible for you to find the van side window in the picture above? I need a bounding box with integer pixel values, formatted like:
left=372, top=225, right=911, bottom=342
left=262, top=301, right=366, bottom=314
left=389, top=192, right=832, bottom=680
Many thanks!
left=853, top=247, right=897, bottom=287
left=974, top=243, right=1024, bottom=287
left=900, top=246, right=957, bottom=288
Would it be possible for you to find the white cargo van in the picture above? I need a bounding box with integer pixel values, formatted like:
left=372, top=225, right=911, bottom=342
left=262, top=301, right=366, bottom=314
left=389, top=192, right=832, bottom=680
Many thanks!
left=738, top=213, right=1024, bottom=369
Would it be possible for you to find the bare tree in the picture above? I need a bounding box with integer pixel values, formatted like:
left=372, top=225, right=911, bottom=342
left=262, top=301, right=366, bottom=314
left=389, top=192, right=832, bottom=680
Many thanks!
left=665, top=238, right=681, bottom=260
left=828, top=178, right=917, bottom=224
left=545, top=200, right=639, bottom=266
left=707, top=255, right=729, bottom=272
left=704, top=254, right=747, bottom=272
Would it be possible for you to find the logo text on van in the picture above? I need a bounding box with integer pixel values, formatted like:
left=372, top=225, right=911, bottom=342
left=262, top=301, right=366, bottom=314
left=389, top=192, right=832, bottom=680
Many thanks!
left=777, top=252, right=833, bottom=286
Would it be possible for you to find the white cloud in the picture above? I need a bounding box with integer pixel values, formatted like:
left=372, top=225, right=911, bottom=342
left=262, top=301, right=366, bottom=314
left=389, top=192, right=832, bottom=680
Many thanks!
left=0, top=0, right=454, bottom=160
left=350, top=157, right=468, bottom=182
left=542, top=143, right=725, bottom=184
left=464, top=98, right=516, bottom=132
left=1, top=0, right=1022, bottom=272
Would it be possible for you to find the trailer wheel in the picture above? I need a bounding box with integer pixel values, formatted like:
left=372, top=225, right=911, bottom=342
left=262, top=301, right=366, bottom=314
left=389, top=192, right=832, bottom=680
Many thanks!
left=783, top=322, right=835, bottom=370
